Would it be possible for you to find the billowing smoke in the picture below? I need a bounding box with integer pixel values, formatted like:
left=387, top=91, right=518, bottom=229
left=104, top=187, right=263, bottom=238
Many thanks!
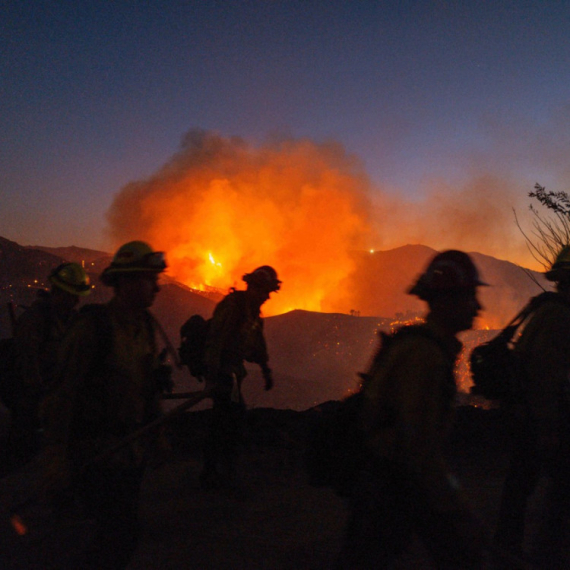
left=106, top=129, right=538, bottom=316
left=106, top=130, right=376, bottom=315
left=370, top=175, right=536, bottom=270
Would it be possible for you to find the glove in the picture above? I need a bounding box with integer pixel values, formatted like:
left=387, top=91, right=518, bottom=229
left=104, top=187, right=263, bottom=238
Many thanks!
left=261, top=366, right=274, bottom=391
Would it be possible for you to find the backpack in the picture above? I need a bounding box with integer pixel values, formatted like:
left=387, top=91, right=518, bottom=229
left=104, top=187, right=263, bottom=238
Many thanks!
left=179, top=315, right=211, bottom=380
left=178, top=291, right=257, bottom=381
left=469, top=292, right=560, bottom=402
left=303, top=325, right=449, bottom=496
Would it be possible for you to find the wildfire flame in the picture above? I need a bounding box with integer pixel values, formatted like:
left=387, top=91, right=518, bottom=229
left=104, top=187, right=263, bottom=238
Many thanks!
left=106, top=131, right=375, bottom=315
left=106, top=130, right=542, bottom=319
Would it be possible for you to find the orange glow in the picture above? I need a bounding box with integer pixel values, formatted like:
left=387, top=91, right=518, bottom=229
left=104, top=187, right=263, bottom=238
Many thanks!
left=107, top=133, right=375, bottom=316
left=10, top=514, right=28, bottom=536
left=106, top=131, right=542, bottom=319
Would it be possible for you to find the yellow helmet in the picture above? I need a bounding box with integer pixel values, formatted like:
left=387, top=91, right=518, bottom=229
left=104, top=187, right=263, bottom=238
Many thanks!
left=49, top=263, right=92, bottom=296
left=100, top=241, right=167, bottom=286
left=545, top=245, right=570, bottom=282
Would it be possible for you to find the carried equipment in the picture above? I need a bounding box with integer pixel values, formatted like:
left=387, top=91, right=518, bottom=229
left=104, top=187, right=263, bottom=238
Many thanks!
left=304, top=325, right=449, bottom=496
left=179, top=288, right=268, bottom=381
left=469, top=291, right=560, bottom=402
left=179, top=314, right=210, bottom=381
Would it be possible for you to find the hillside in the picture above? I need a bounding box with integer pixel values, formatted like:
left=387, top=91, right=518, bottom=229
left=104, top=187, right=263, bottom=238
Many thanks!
left=337, top=245, right=550, bottom=328
left=0, top=237, right=216, bottom=339
left=30, top=245, right=110, bottom=264
left=0, top=235, right=550, bottom=409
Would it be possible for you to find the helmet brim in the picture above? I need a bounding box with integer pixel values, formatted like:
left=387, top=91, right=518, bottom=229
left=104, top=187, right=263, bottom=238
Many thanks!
left=49, top=276, right=92, bottom=296
left=545, top=268, right=570, bottom=282
left=100, top=266, right=165, bottom=287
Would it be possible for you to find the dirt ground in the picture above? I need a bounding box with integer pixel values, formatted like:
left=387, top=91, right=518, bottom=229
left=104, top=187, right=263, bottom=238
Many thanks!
left=0, top=406, right=556, bottom=569
left=128, top=406, right=516, bottom=570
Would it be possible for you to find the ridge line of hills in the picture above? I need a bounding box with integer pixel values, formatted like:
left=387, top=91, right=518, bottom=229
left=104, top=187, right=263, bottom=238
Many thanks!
left=0, top=235, right=549, bottom=409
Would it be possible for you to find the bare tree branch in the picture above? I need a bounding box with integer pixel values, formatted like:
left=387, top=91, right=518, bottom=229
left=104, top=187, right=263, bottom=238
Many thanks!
left=516, top=183, right=570, bottom=273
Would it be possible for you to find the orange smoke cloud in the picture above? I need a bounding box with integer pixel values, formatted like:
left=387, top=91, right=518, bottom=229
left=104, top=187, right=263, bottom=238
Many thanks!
left=106, top=130, right=376, bottom=315
left=106, top=129, right=542, bottom=318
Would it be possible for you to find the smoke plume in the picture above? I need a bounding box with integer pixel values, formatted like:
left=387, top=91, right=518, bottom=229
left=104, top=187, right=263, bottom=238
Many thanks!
left=372, top=174, right=536, bottom=269
left=106, top=129, right=538, bottom=316
left=106, top=130, right=375, bottom=315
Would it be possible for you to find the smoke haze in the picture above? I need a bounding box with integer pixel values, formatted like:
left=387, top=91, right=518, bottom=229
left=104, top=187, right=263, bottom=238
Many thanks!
left=106, top=129, right=539, bottom=316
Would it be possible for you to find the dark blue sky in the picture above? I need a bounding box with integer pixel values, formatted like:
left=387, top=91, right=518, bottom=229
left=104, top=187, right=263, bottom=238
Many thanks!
left=2, top=1, right=570, bottom=255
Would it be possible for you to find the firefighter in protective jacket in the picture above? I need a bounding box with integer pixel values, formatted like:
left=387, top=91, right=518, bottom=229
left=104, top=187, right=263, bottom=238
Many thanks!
left=9, top=262, right=91, bottom=465
left=494, top=245, right=570, bottom=567
left=200, top=265, right=280, bottom=489
left=337, top=250, right=487, bottom=569
left=41, top=241, right=168, bottom=570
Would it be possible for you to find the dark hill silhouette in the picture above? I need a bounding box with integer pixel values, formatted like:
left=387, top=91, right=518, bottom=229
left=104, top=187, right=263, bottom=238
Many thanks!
left=0, top=238, right=216, bottom=340
left=0, top=235, right=550, bottom=408
left=0, top=237, right=64, bottom=289
left=0, top=237, right=66, bottom=335
left=30, top=245, right=109, bottom=264
left=338, top=245, right=549, bottom=328
left=248, top=310, right=392, bottom=409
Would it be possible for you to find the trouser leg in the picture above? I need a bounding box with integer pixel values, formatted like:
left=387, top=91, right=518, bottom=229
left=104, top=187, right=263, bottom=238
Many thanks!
left=202, top=384, right=245, bottom=488
left=495, top=436, right=542, bottom=551
left=336, top=470, right=412, bottom=569
left=77, top=464, right=145, bottom=570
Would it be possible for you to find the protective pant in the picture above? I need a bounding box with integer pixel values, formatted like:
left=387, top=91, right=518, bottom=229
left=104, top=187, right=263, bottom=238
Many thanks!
left=201, top=375, right=246, bottom=488
left=336, top=468, right=482, bottom=570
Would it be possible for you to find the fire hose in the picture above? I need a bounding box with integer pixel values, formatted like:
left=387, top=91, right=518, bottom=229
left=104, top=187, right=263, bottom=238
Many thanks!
left=7, top=387, right=214, bottom=536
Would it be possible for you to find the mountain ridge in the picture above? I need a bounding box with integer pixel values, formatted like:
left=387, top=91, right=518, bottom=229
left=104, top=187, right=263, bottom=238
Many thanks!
left=0, top=235, right=550, bottom=409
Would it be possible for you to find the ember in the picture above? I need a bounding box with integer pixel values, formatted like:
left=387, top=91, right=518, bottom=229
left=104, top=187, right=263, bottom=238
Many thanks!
left=10, top=513, right=28, bottom=536
left=389, top=312, right=425, bottom=333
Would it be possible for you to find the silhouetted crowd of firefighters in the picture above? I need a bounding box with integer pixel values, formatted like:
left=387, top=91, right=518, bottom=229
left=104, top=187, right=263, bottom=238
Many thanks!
left=2, top=240, right=570, bottom=569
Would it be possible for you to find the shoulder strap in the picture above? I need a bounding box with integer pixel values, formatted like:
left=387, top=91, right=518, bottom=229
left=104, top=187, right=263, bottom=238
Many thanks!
left=361, top=325, right=452, bottom=386
left=501, top=291, right=562, bottom=345
left=147, top=311, right=181, bottom=368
